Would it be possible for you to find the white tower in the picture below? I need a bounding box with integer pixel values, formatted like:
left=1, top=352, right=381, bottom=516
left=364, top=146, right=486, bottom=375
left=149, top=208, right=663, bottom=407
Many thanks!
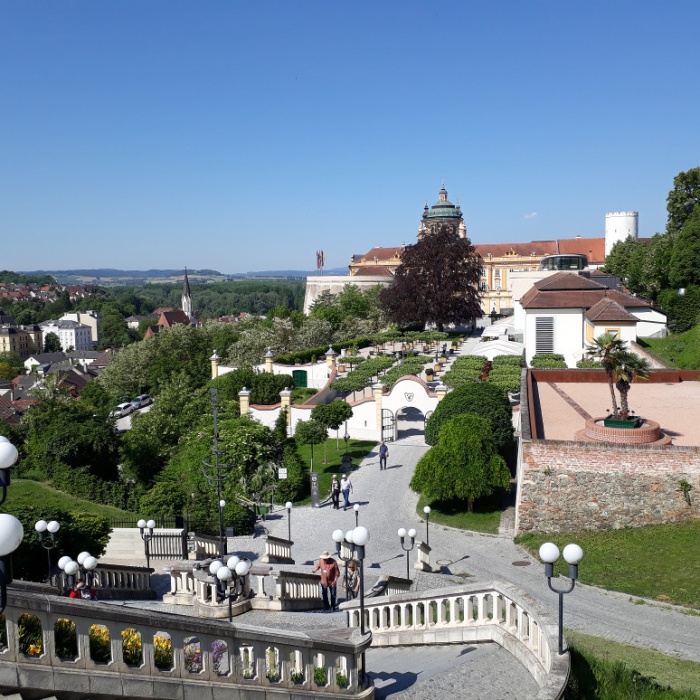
left=605, top=211, right=638, bottom=257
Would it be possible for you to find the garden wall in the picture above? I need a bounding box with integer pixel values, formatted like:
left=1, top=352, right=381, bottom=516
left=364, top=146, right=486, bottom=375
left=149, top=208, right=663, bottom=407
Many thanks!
left=515, top=439, right=700, bottom=533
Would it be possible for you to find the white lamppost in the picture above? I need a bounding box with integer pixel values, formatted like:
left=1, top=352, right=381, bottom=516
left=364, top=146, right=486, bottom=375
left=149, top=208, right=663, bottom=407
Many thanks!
left=539, top=542, right=584, bottom=655
left=353, top=503, right=360, bottom=527
left=285, top=501, right=293, bottom=544
left=398, top=527, right=417, bottom=582
left=211, top=555, right=253, bottom=621
left=423, top=506, right=431, bottom=547
left=137, top=519, right=156, bottom=570
left=35, top=519, right=60, bottom=580
left=77, top=551, right=99, bottom=586
left=0, top=513, right=24, bottom=613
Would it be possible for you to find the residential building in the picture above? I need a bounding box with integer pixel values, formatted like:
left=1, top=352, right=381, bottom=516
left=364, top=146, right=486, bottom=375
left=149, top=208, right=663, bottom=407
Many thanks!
left=39, top=319, right=93, bottom=352
left=60, top=311, right=100, bottom=344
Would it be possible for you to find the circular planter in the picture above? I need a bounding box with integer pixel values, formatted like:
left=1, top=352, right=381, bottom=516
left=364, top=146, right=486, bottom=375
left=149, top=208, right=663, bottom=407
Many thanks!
left=575, top=417, right=671, bottom=445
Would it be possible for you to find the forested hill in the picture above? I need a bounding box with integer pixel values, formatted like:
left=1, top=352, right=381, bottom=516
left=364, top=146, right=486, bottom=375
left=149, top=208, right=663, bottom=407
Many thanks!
left=111, top=279, right=306, bottom=317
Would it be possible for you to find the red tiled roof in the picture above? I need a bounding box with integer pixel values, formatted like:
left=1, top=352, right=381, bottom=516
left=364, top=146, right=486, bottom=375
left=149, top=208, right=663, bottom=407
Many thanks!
left=353, top=267, right=394, bottom=277
left=535, top=272, right=607, bottom=291
left=521, top=286, right=653, bottom=310
left=474, top=241, right=558, bottom=258
left=558, top=237, right=605, bottom=264
left=355, top=246, right=404, bottom=262
left=158, top=310, right=190, bottom=328
left=584, top=298, right=639, bottom=323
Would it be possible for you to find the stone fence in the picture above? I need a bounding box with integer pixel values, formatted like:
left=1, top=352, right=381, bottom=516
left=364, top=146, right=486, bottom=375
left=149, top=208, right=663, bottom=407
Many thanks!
left=0, top=589, right=372, bottom=699
left=341, top=580, right=569, bottom=700
left=51, top=562, right=155, bottom=600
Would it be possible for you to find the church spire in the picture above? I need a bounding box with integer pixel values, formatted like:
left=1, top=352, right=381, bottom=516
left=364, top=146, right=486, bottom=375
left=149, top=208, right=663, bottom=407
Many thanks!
left=182, top=268, right=194, bottom=324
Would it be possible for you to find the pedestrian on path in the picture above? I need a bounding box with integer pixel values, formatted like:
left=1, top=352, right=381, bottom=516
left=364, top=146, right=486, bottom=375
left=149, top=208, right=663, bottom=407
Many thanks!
left=343, top=560, right=360, bottom=601
left=330, top=475, right=341, bottom=509
left=312, top=551, right=340, bottom=610
left=340, top=474, right=353, bottom=510
left=378, top=441, right=389, bottom=470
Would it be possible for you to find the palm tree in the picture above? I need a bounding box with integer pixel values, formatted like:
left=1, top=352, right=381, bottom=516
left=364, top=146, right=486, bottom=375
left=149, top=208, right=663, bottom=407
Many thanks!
left=586, top=333, right=627, bottom=418
left=614, top=352, right=651, bottom=416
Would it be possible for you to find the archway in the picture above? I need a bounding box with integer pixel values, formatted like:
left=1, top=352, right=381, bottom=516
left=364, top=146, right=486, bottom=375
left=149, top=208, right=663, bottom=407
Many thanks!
left=395, top=406, right=425, bottom=442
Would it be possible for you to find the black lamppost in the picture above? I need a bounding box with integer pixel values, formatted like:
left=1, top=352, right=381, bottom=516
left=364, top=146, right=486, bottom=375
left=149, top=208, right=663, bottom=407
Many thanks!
left=285, top=501, right=293, bottom=543
left=218, top=499, right=227, bottom=556
left=344, top=427, right=350, bottom=455
left=137, top=518, right=156, bottom=570
left=0, top=438, right=24, bottom=614
left=35, top=519, right=60, bottom=580
left=539, top=542, right=584, bottom=655
left=332, top=525, right=370, bottom=684
left=59, top=552, right=98, bottom=588
left=77, top=551, right=98, bottom=586
left=353, top=503, right=360, bottom=527
left=398, top=527, right=416, bottom=582
left=423, top=506, right=431, bottom=547
left=202, top=388, right=233, bottom=558
left=210, top=556, right=252, bottom=622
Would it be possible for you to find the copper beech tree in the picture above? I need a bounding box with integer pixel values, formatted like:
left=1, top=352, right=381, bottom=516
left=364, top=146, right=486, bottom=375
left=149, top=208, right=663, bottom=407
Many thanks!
left=380, top=225, right=483, bottom=331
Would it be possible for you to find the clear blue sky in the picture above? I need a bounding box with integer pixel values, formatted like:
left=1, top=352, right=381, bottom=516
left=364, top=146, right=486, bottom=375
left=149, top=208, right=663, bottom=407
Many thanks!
left=2, top=1, right=699, bottom=274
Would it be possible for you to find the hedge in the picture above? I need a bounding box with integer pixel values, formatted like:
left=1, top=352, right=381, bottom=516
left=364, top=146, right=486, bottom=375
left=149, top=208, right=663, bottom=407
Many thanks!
left=576, top=359, right=604, bottom=369
left=530, top=353, right=567, bottom=368
left=491, top=355, right=525, bottom=368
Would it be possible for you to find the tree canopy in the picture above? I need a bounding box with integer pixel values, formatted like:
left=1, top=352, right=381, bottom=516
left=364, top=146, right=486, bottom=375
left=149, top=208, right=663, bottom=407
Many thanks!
left=410, top=413, right=511, bottom=511
left=425, top=381, right=514, bottom=453
left=666, top=166, right=700, bottom=234
left=380, top=225, right=482, bottom=331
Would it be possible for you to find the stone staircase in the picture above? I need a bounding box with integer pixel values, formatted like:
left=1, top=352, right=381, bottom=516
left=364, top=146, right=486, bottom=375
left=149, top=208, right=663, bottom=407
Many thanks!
left=101, top=527, right=147, bottom=561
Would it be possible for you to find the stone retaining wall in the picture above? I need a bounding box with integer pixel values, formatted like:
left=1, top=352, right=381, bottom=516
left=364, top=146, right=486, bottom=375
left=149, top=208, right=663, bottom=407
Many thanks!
left=516, top=439, right=700, bottom=533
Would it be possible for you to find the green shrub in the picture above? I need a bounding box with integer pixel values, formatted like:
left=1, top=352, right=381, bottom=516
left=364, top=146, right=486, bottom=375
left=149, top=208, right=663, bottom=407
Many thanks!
left=531, top=353, right=567, bottom=368
left=291, top=387, right=317, bottom=404
left=576, top=359, right=604, bottom=369
left=314, top=667, right=327, bottom=686
left=425, top=382, right=514, bottom=453
left=491, top=355, right=524, bottom=368
left=452, top=355, right=488, bottom=370
left=442, top=368, right=483, bottom=388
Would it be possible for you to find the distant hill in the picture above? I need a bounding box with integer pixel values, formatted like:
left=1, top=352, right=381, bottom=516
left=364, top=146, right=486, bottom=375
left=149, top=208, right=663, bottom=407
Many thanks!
left=21, top=268, right=349, bottom=285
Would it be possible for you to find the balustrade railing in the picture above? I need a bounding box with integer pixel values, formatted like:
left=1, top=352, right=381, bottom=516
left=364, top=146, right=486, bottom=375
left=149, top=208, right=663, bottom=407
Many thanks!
left=52, top=563, right=155, bottom=600
left=343, top=581, right=569, bottom=698
left=0, top=590, right=372, bottom=699
left=261, top=535, right=294, bottom=564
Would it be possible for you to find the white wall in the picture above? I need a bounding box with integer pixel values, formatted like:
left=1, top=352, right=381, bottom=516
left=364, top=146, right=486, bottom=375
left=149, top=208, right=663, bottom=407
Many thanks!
left=524, top=308, right=583, bottom=366
left=631, top=307, right=668, bottom=338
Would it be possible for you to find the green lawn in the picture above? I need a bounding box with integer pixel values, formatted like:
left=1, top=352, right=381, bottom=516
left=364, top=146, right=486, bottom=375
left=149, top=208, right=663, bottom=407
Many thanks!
left=640, top=325, right=700, bottom=369
left=416, top=492, right=504, bottom=534
left=568, top=631, right=700, bottom=698
left=516, top=520, right=700, bottom=608
left=2, top=479, right=137, bottom=520
left=295, top=438, right=377, bottom=505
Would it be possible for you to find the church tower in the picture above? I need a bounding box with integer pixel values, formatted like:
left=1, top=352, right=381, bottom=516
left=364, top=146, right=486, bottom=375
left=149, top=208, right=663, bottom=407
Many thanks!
left=182, top=269, right=195, bottom=325
left=418, top=184, right=467, bottom=239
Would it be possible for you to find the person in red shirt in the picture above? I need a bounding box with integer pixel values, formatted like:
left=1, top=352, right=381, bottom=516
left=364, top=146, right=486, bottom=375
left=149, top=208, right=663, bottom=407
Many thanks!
left=69, top=579, right=97, bottom=600
left=312, top=551, right=340, bottom=611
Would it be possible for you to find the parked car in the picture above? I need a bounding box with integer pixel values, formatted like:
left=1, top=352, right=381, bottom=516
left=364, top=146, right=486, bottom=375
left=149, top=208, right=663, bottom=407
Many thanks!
left=130, top=394, right=152, bottom=410
left=109, top=402, right=134, bottom=419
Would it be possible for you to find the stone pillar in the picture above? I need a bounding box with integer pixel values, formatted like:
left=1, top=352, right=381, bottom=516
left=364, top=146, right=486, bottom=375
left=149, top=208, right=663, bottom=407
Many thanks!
left=325, top=344, right=337, bottom=370
left=435, top=384, right=448, bottom=402
left=265, top=347, right=274, bottom=374
left=239, top=387, right=251, bottom=416
left=280, top=389, right=292, bottom=435
left=209, top=351, right=220, bottom=380
left=373, top=382, right=384, bottom=431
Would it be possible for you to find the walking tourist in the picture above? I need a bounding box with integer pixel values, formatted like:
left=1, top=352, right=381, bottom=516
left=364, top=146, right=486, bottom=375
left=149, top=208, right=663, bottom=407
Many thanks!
left=340, top=473, right=353, bottom=510
left=313, top=551, right=340, bottom=611
left=378, top=441, right=389, bottom=470
left=330, top=474, right=341, bottom=509
left=343, top=560, right=360, bottom=601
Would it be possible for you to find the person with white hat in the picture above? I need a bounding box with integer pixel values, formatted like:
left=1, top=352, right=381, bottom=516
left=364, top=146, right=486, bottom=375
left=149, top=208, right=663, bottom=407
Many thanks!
left=312, top=550, right=340, bottom=611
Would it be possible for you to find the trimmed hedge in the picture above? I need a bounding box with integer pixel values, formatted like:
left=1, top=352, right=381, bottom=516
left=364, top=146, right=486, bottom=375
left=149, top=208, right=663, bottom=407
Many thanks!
left=491, top=355, right=525, bottom=368
left=442, top=368, right=483, bottom=388
left=451, top=355, right=488, bottom=371
left=531, top=353, right=567, bottom=369
left=425, top=382, right=514, bottom=453
left=382, top=358, right=428, bottom=389
left=576, top=359, right=604, bottom=369
left=331, top=356, right=396, bottom=393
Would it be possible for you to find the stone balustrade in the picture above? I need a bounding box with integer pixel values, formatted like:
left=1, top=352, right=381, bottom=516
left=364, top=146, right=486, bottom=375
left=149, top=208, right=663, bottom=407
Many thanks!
left=188, top=533, right=220, bottom=560
left=53, top=563, right=155, bottom=600
left=344, top=580, right=569, bottom=699
left=413, top=541, right=432, bottom=572
left=0, top=589, right=372, bottom=699
left=260, top=535, right=295, bottom=564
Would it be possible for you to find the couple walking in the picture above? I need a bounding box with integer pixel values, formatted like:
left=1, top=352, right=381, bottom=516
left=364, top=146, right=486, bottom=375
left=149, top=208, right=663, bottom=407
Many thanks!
left=330, top=473, right=353, bottom=510
left=313, top=551, right=361, bottom=611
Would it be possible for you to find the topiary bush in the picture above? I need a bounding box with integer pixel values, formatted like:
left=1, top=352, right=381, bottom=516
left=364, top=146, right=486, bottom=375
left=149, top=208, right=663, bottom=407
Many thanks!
left=530, top=353, right=567, bottom=368
left=576, top=359, right=604, bottom=369
left=425, top=382, right=514, bottom=454
left=491, top=355, right=525, bottom=368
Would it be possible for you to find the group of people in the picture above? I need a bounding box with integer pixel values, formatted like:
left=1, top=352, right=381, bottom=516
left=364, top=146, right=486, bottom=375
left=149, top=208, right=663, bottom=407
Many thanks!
left=329, top=473, right=353, bottom=510
left=312, top=551, right=360, bottom=611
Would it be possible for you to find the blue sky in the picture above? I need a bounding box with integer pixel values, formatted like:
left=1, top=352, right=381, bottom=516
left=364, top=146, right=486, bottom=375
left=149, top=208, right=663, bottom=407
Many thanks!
left=2, top=1, right=699, bottom=274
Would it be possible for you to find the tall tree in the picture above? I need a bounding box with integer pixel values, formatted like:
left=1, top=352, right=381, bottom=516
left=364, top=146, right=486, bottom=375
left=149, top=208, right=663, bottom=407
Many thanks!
left=380, top=225, right=482, bottom=331
left=410, top=413, right=511, bottom=512
left=614, top=352, right=651, bottom=415
left=43, top=332, right=62, bottom=353
left=586, top=333, right=627, bottom=417
left=311, top=400, right=353, bottom=454
left=666, top=166, right=700, bottom=234
left=669, top=205, right=700, bottom=289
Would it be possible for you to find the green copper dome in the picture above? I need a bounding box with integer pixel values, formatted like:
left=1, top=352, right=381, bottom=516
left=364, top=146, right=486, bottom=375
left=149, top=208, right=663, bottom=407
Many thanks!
left=423, top=186, right=463, bottom=219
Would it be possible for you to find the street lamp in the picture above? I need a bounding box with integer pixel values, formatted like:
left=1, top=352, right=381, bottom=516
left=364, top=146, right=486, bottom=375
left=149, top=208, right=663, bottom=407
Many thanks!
left=137, top=519, right=156, bottom=570
left=539, top=542, right=584, bottom=655
left=210, top=555, right=252, bottom=622
left=77, top=551, right=98, bottom=586
left=0, top=436, right=19, bottom=506
left=0, top=513, right=24, bottom=614
left=35, top=519, right=60, bottom=580
left=343, top=428, right=350, bottom=455
left=202, top=389, right=233, bottom=558
left=285, top=501, right=293, bottom=543
left=398, top=528, right=417, bottom=582
left=219, top=500, right=227, bottom=557
left=353, top=503, right=360, bottom=527
left=423, top=506, right=431, bottom=547
left=332, top=526, right=370, bottom=638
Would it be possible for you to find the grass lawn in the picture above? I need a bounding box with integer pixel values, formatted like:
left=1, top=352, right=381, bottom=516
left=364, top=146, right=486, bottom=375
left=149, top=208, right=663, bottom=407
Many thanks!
left=516, top=520, right=700, bottom=608
left=416, top=491, right=505, bottom=534
left=568, top=630, right=700, bottom=698
left=1, top=479, right=137, bottom=520
left=295, top=438, right=377, bottom=505
left=640, top=325, right=700, bottom=370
